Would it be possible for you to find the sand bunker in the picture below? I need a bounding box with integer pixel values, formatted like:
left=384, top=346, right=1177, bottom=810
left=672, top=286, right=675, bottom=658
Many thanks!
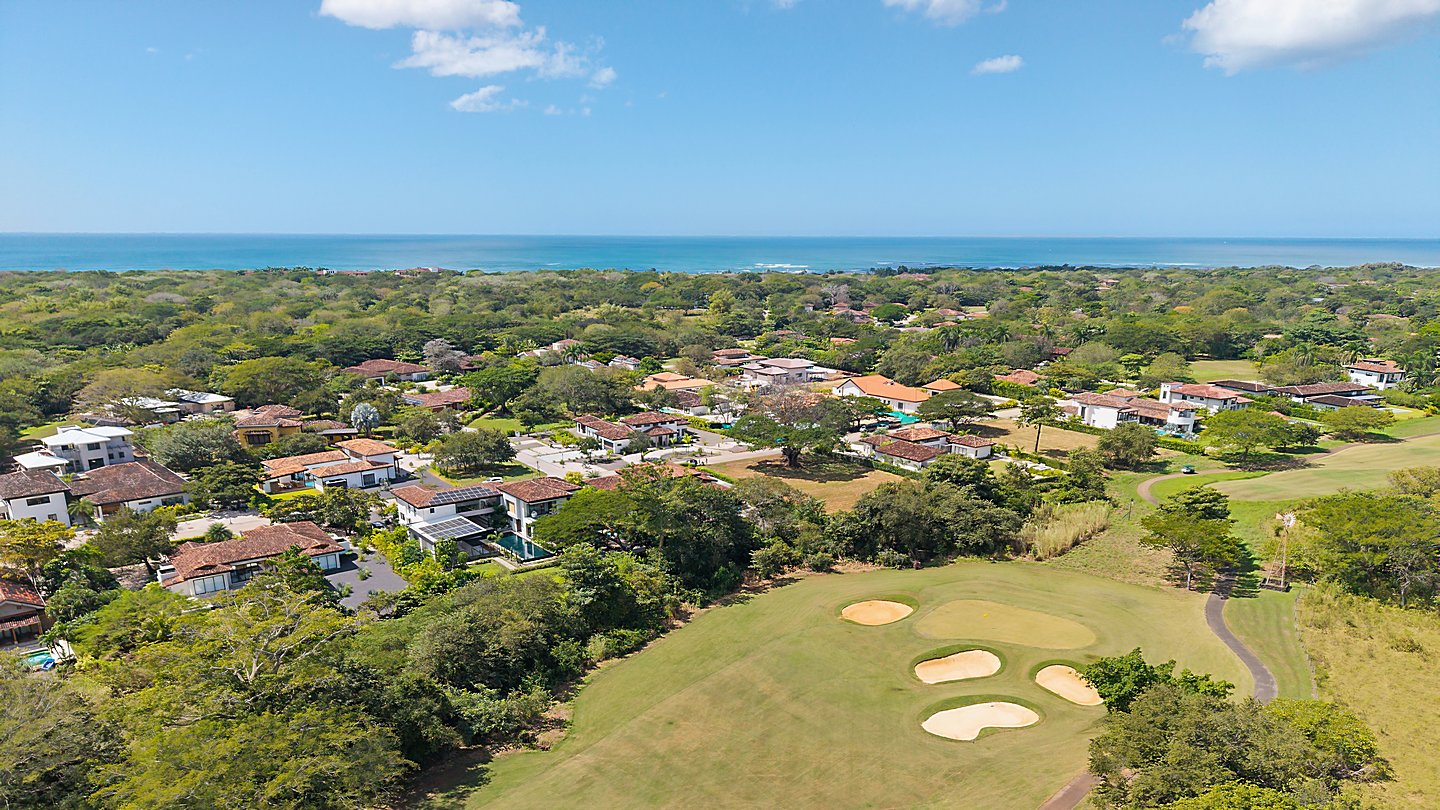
left=913, top=599, right=1097, bottom=649
left=1035, top=665, right=1103, bottom=706
left=841, top=600, right=913, bottom=626
left=914, top=650, right=1002, bottom=684
left=922, top=702, right=1040, bottom=741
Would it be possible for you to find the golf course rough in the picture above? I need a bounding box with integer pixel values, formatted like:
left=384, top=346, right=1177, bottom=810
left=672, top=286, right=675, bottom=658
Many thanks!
left=922, top=701, right=1041, bottom=741
left=914, top=649, right=1002, bottom=684
left=840, top=599, right=913, bottom=625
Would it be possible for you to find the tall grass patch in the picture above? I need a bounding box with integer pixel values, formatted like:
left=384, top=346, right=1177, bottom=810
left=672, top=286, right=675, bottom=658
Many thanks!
left=1021, top=501, right=1111, bottom=559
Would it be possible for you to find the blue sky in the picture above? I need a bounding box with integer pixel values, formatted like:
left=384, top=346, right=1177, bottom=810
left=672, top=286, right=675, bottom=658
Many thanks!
left=1, top=0, right=1437, bottom=237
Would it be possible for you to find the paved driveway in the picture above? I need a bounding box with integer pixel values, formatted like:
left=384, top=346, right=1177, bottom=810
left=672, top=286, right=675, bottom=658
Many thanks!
left=327, top=552, right=408, bottom=611
left=174, top=511, right=272, bottom=540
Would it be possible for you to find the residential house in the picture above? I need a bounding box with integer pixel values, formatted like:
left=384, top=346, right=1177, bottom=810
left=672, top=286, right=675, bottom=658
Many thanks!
left=69, top=460, right=189, bottom=520
left=166, top=389, right=236, bottom=414
left=854, top=427, right=995, bottom=470
left=342, top=359, right=432, bottom=382
left=232, top=405, right=305, bottom=448
left=574, top=415, right=641, bottom=454
left=0, top=469, right=71, bottom=526
left=922, top=379, right=963, bottom=395
left=1159, top=382, right=1252, bottom=414
left=260, top=438, right=398, bottom=494
left=402, top=387, right=472, bottom=411
left=1065, top=391, right=1196, bottom=434
left=301, top=419, right=359, bottom=443
left=15, top=425, right=135, bottom=473
left=608, top=355, right=641, bottom=371
left=668, top=389, right=711, bottom=416
left=390, top=483, right=504, bottom=558
left=0, top=580, right=48, bottom=646
left=494, top=477, right=581, bottom=541
left=619, top=411, right=688, bottom=446
left=834, top=374, right=931, bottom=413
left=712, top=348, right=767, bottom=367
left=158, top=522, right=345, bottom=598
left=1272, top=381, right=1382, bottom=409
left=737, top=357, right=830, bottom=389
left=994, top=369, right=1041, bottom=387
left=638, top=372, right=711, bottom=392
left=1345, top=359, right=1406, bottom=391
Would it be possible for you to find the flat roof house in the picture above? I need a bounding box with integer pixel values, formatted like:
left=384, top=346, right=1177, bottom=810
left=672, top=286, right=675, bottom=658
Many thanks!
left=166, top=388, right=236, bottom=414
left=1345, top=359, right=1406, bottom=391
left=0, top=469, right=72, bottom=527
left=1271, top=381, right=1382, bottom=409
left=69, top=460, right=189, bottom=520
left=16, top=425, right=135, bottom=473
left=737, top=357, right=832, bottom=389
left=158, top=522, right=345, bottom=598
left=342, top=359, right=432, bottom=382
left=834, top=374, right=932, bottom=413
left=260, top=439, right=398, bottom=494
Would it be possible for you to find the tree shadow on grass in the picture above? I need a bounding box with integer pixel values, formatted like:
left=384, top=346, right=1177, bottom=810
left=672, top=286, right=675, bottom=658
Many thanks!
left=402, top=749, right=493, bottom=809
left=749, top=459, right=871, bottom=484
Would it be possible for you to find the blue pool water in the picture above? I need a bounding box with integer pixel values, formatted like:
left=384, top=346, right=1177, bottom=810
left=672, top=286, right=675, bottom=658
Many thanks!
left=494, top=533, right=553, bottom=562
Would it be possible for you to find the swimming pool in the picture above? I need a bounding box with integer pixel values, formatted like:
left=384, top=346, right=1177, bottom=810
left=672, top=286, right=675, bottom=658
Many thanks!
left=493, top=533, right=553, bottom=562
left=22, top=650, right=55, bottom=670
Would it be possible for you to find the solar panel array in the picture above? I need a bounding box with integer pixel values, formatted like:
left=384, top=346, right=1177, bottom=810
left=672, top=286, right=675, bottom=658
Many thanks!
left=430, top=485, right=500, bottom=507
left=414, top=516, right=489, bottom=543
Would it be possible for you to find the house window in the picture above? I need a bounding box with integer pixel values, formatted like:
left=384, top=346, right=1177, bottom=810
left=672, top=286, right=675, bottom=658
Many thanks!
left=192, top=574, right=228, bottom=595
left=24, top=496, right=51, bottom=506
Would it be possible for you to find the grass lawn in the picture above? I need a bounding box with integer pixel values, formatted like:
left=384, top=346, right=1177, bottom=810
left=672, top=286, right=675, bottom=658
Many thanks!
left=708, top=458, right=904, bottom=512
left=424, top=563, right=1251, bottom=810
left=19, top=420, right=78, bottom=440
left=975, top=418, right=1097, bottom=462
left=1224, top=588, right=1313, bottom=700
left=1384, top=414, right=1440, bottom=439
left=1189, top=359, right=1260, bottom=383
left=1298, top=588, right=1440, bottom=808
left=1213, top=433, right=1440, bottom=502
left=1146, top=470, right=1266, bottom=503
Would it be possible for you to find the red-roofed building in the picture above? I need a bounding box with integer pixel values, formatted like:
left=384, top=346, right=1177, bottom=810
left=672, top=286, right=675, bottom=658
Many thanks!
left=158, top=522, right=346, bottom=598
left=994, top=369, right=1041, bottom=387
left=403, top=387, right=472, bottom=411
left=1066, top=391, right=1197, bottom=433
left=854, top=428, right=994, bottom=469
left=1344, top=359, right=1405, bottom=390
left=342, top=359, right=431, bottom=382
left=0, top=579, right=47, bottom=645
left=1159, top=382, right=1252, bottom=414
left=494, top=477, right=581, bottom=540
left=260, top=439, right=398, bottom=493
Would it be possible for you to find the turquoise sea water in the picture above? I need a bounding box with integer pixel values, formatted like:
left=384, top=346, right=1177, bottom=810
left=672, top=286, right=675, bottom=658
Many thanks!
left=1, top=234, right=1437, bottom=273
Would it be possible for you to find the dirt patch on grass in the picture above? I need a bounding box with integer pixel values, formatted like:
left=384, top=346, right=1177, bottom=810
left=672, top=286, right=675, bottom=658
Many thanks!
left=922, top=702, right=1040, bottom=741
left=709, top=458, right=904, bottom=512
left=840, top=600, right=914, bottom=626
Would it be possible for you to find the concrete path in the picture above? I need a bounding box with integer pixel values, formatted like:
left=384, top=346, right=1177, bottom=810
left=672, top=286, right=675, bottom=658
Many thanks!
left=1038, top=773, right=1100, bottom=810
left=174, top=511, right=271, bottom=540
left=1206, top=587, right=1279, bottom=702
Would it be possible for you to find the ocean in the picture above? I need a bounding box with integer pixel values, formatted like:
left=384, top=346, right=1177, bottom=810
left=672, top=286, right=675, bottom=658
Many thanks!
left=1, top=234, right=1438, bottom=273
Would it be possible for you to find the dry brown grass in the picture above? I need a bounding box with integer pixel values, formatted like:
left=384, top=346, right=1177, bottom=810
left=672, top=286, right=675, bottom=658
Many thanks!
left=974, top=418, right=1098, bottom=461
left=709, top=458, right=904, bottom=511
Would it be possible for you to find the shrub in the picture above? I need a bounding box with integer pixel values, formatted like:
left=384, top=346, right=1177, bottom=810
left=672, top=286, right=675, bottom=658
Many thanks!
left=804, top=552, right=835, bottom=572
left=751, top=542, right=800, bottom=578
left=586, top=628, right=653, bottom=662
left=875, top=548, right=911, bottom=569
left=1020, top=501, right=1111, bottom=559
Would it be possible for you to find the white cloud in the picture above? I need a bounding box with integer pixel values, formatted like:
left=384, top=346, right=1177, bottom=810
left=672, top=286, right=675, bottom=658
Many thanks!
left=1183, top=0, right=1440, bottom=73
left=449, top=84, right=525, bottom=112
left=971, top=54, right=1023, bottom=74
left=589, top=66, right=618, bottom=88
left=773, top=0, right=800, bottom=8
left=882, top=0, right=984, bottom=26
left=320, top=0, right=521, bottom=30
left=543, top=104, right=563, bottom=115
left=398, top=28, right=589, bottom=78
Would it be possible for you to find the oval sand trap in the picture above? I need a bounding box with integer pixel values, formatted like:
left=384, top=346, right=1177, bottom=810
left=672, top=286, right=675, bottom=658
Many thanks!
left=913, top=599, right=1096, bottom=649
left=841, top=600, right=913, bottom=626
left=922, top=702, right=1040, bottom=741
left=914, top=650, right=1001, bottom=684
left=1035, top=665, right=1103, bottom=706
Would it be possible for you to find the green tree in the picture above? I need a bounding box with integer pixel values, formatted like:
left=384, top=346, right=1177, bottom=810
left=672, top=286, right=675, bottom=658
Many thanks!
left=0, top=659, right=122, bottom=810
left=266, top=489, right=376, bottom=534
left=186, top=461, right=262, bottom=510
left=1202, top=408, right=1292, bottom=463
left=1296, top=492, right=1440, bottom=605
left=0, top=519, right=72, bottom=590
left=1096, top=422, right=1158, bottom=469
left=1080, top=648, right=1233, bottom=713
left=256, top=431, right=332, bottom=461
left=1019, top=396, right=1061, bottom=454
left=350, top=402, right=382, bottom=436
left=1158, top=486, right=1232, bottom=521
left=139, top=417, right=248, bottom=473
left=464, top=361, right=540, bottom=414
left=433, top=428, right=515, bottom=474
left=212, top=356, right=330, bottom=408
left=1166, top=783, right=1299, bottom=810
left=255, top=547, right=340, bottom=609
left=1319, top=406, right=1393, bottom=441
left=91, top=507, right=178, bottom=571
left=1140, top=510, right=1244, bottom=590
left=916, top=389, right=993, bottom=429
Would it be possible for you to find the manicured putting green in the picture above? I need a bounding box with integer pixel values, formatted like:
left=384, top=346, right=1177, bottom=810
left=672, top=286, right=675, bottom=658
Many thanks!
left=914, top=599, right=1097, bottom=649
left=1035, top=665, right=1103, bottom=706
left=922, top=701, right=1040, bottom=741
left=914, top=650, right=1001, bottom=684
left=840, top=599, right=913, bottom=625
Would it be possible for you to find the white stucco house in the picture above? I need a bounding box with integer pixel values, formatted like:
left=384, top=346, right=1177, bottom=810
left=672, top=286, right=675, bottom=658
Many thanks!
left=68, top=460, right=189, bottom=520
left=390, top=483, right=504, bottom=557
left=834, top=375, right=931, bottom=413
left=0, top=469, right=72, bottom=526
left=493, top=477, right=581, bottom=541
left=17, top=425, right=135, bottom=473
left=1158, top=383, right=1250, bottom=415
left=158, top=522, right=345, bottom=598
left=1344, top=359, right=1406, bottom=391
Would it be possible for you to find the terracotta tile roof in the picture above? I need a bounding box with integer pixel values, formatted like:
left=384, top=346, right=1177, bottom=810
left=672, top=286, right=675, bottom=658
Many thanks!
left=886, top=426, right=952, bottom=442
left=1346, top=359, right=1404, bottom=374
left=871, top=438, right=943, bottom=463
left=236, top=413, right=304, bottom=429
left=403, top=388, right=472, bottom=409
left=0, top=469, right=70, bottom=500
left=949, top=434, right=995, bottom=448
left=165, top=522, right=343, bottom=584
left=0, top=579, right=44, bottom=607
left=70, top=460, right=186, bottom=505
left=1069, top=392, right=1134, bottom=410
left=262, top=450, right=347, bottom=478
left=302, top=419, right=350, bottom=432
left=1104, top=388, right=1140, bottom=399
left=840, top=374, right=930, bottom=403
left=1210, top=380, right=1273, bottom=394
left=923, top=378, right=963, bottom=393
left=336, top=438, right=397, bottom=457
left=390, top=483, right=500, bottom=508
left=712, top=348, right=752, bottom=357
left=575, top=415, right=635, bottom=441
left=494, top=477, right=581, bottom=503
left=1308, top=395, right=1376, bottom=408
left=643, top=426, right=678, bottom=437
left=343, top=359, right=428, bottom=377
left=1165, top=383, right=1245, bottom=400
left=671, top=390, right=702, bottom=408
left=620, top=411, right=682, bottom=427
left=311, top=459, right=389, bottom=477
left=1273, top=382, right=1373, bottom=397
left=254, top=404, right=303, bottom=419
left=994, top=369, right=1041, bottom=386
